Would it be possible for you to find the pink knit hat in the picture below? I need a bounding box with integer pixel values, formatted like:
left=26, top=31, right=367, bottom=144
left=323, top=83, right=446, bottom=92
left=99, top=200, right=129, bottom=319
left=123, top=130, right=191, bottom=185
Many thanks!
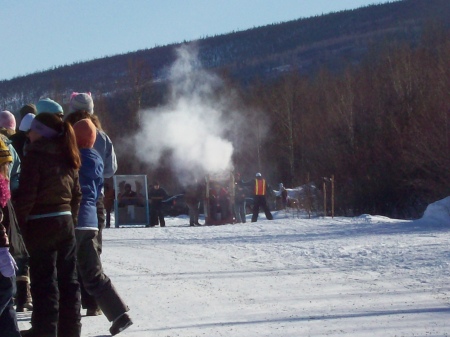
left=0, top=111, right=16, bottom=130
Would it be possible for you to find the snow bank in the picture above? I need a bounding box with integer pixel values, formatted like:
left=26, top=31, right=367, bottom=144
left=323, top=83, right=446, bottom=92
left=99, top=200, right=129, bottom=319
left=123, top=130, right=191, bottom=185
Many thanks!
left=419, top=196, right=450, bottom=226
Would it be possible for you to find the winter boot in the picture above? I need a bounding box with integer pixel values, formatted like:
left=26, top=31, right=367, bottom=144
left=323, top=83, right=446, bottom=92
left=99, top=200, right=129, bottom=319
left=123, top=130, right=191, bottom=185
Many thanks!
left=20, top=329, right=53, bottom=337
left=86, top=307, right=103, bottom=316
left=110, top=313, right=133, bottom=336
left=16, top=280, right=33, bottom=312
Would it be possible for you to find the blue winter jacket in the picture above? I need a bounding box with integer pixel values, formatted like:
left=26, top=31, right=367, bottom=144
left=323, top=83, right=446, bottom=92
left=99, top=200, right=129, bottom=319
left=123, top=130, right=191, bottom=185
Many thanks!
left=77, top=148, right=104, bottom=230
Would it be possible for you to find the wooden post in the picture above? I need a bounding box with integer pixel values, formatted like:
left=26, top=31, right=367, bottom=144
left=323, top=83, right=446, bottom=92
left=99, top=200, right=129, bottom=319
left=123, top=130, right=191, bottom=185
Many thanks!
left=331, top=175, right=335, bottom=218
left=306, top=173, right=311, bottom=219
left=323, top=180, right=327, bottom=217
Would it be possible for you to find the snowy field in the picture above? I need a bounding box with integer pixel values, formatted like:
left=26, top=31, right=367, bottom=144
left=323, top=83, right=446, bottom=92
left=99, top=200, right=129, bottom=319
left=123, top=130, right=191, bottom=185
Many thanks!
left=17, top=197, right=450, bottom=337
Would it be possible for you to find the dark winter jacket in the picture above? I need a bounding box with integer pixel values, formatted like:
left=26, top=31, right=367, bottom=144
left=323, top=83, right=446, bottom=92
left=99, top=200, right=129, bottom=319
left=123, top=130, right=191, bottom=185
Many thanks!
left=3, top=199, right=28, bottom=265
left=14, top=138, right=82, bottom=230
left=184, top=183, right=203, bottom=207
left=234, top=184, right=248, bottom=203
left=148, top=187, right=169, bottom=210
left=77, top=148, right=104, bottom=230
left=9, top=131, right=28, bottom=161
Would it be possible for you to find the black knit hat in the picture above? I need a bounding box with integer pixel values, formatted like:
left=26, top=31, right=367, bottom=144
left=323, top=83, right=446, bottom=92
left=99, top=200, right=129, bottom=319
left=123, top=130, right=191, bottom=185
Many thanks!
left=19, top=104, right=37, bottom=119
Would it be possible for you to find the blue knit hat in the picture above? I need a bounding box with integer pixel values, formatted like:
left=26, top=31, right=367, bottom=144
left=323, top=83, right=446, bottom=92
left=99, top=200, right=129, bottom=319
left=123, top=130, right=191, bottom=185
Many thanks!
left=36, top=98, right=64, bottom=115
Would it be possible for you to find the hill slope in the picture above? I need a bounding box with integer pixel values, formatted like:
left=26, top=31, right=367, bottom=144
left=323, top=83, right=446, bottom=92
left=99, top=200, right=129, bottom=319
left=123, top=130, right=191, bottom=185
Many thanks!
left=1, top=0, right=449, bottom=112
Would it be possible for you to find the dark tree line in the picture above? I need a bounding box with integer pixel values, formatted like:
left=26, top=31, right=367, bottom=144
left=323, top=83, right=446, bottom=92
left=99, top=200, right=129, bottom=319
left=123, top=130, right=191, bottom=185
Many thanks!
left=239, top=23, right=450, bottom=218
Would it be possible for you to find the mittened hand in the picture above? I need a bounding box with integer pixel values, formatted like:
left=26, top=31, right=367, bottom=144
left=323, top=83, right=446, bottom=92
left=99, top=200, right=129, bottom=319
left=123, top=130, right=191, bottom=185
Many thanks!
left=0, top=247, right=17, bottom=278
left=0, top=224, right=8, bottom=247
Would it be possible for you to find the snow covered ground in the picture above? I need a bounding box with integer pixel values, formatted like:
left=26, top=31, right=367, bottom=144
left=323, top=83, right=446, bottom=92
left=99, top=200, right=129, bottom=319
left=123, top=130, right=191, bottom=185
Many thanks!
left=18, top=197, right=450, bottom=337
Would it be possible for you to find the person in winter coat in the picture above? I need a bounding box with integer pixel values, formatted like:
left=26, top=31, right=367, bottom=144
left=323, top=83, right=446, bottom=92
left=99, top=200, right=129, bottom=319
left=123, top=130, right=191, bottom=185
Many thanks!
left=0, top=111, right=32, bottom=312
left=65, top=93, right=117, bottom=239
left=14, top=110, right=83, bottom=337
left=11, top=104, right=37, bottom=161
left=0, top=111, right=21, bottom=195
left=233, top=173, right=248, bottom=223
left=148, top=181, right=169, bottom=227
left=17, top=104, right=37, bottom=124
left=0, top=138, right=27, bottom=337
left=279, top=183, right=288, bottom=209
left=209, top=182, right=231, bottom=221
left=73, top=119, right=132, bottom=336
left=65, top=92, right=118, bottom=316
left=10, top=112, right=35, bottom=161
left=103, top=180, right=115, bottom=228
left=185, top=180, right=203, bottom=226
left=241, top=173, right=273, bottom=222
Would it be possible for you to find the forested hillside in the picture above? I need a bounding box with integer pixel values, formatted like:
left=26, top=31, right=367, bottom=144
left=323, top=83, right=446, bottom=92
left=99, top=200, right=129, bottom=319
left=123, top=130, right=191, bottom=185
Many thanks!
left=1, top=0, right=449, bottom=218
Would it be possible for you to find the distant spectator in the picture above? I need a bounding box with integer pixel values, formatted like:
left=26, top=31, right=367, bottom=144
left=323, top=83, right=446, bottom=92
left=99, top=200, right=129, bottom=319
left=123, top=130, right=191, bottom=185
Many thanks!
left=279, top=183, right=288, bottom=209
left=241, top=173, right=273, bottom=222
left=148, top=181, right=169, bottom=227
left=209, top=182, right=231, bottom=221
left=234, top=172, right=248, bottom=223
left=118, top=183, right=138, bottom=206
left=185, top=180, right=203, bottom=226
left=103, top=181, right=115, bottom=228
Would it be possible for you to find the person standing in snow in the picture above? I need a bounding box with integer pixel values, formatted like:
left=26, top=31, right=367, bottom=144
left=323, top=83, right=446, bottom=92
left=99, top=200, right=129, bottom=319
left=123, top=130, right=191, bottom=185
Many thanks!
left=10, top=104, right=37, bottom=161
left=241, top=173, right=273, bottom=222
left=279, top=183, right=288, bottom=209
left=73, top=118, right=132, bottom=335
left=233, top=172, right=248, bottom=223
left=65, top=92, right=118, bottom=316
left=103, top=180, right=115, bottom=228
left=14, top=110, right=82, bottom=337
left=185, top=180, right=203, bottom=226
left=0, top=110, right=32, bottom=312
left=65, top=92, right=118, bottom=240
left=0, top=137, right=27, bottom=336
left=0, top=110, right=21, bottom=196
left=10, top=113, right=35, bottom=161
left=148, top=181, right=169, bottom=227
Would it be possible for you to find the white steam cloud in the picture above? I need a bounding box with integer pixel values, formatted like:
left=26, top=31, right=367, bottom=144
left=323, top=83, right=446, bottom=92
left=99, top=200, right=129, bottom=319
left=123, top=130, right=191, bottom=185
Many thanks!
left=133, top=45, right=241, bottom=185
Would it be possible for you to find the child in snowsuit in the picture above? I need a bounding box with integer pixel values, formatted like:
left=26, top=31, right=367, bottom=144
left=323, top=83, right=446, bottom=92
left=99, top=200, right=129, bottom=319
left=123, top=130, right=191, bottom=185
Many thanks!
left=73, top=119, right=132, bottom=336
left=14, top=110, right=82, bottom=337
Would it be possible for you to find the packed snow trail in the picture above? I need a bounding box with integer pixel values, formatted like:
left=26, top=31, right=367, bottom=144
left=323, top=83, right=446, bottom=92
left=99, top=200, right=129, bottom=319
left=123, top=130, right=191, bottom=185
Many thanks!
left=18, top=208, right=450, bottom=336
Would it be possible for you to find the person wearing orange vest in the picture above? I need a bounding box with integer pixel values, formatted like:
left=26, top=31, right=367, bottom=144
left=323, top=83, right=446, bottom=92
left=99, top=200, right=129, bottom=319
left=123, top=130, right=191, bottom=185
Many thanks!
left=242, top=173, right=273, bottom=222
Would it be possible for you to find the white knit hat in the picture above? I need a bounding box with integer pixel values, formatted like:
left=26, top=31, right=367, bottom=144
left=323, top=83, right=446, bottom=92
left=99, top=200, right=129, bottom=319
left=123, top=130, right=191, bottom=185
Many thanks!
left=19, top=113, right=35, bottom=132
left=69, top=92, right=94, bottom=114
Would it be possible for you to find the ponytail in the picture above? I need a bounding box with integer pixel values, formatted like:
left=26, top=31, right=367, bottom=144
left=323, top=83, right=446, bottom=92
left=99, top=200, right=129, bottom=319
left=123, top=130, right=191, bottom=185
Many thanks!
left=34, top=113, right=81, bottom=169
left=61, top=121, right=81, bottom=169
left=64, top=110, right=103, bottom=131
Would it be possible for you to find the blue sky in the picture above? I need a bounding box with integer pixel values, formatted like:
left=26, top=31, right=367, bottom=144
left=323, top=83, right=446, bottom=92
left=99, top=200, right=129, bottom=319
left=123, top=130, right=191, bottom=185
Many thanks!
left=0, top=0, right=392, bottom=81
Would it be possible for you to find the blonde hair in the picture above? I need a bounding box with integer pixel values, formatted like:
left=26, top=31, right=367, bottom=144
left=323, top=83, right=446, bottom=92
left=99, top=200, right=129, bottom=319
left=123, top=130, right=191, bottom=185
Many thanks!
left=0, top=162, right=10, bottom=180
left=0, top=128, right=15, bottom=137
